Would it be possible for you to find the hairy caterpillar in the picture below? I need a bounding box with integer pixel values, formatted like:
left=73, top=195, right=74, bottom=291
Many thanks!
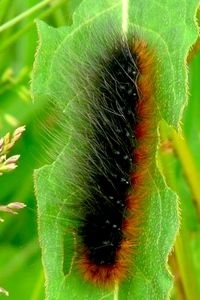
left=64, top=34, right=157, bottom=286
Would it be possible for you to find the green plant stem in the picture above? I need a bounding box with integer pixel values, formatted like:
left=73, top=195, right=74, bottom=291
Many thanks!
left=0, top=0, right=51, bottom=33
left=171, top=128, right=200, bottom=213
left=175, top=234, right=199, bottom=300
left=0, top=0, right=66, bottom=52
left=169, top=253, right=185, bottom=300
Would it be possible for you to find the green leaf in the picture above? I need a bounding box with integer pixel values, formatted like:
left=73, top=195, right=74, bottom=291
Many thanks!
left=129, top=0, right=199, bottom=126
left=32, top=0, right=199, bottom=299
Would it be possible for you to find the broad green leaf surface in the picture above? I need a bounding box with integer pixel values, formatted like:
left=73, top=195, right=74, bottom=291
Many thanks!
left=32, top=0, right=199, bottom=299
left=129, top=0, right=199, bottom=126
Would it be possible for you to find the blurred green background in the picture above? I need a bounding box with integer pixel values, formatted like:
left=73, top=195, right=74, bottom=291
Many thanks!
left=0, top=1, right=81, bottom=299
left=0, top=1, right=199, bottom=299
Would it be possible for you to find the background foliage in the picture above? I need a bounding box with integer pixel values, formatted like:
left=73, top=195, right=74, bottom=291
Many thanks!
left=0, top=1, right=81, bottom=299
left=0, top=1, right=199, bottom=299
